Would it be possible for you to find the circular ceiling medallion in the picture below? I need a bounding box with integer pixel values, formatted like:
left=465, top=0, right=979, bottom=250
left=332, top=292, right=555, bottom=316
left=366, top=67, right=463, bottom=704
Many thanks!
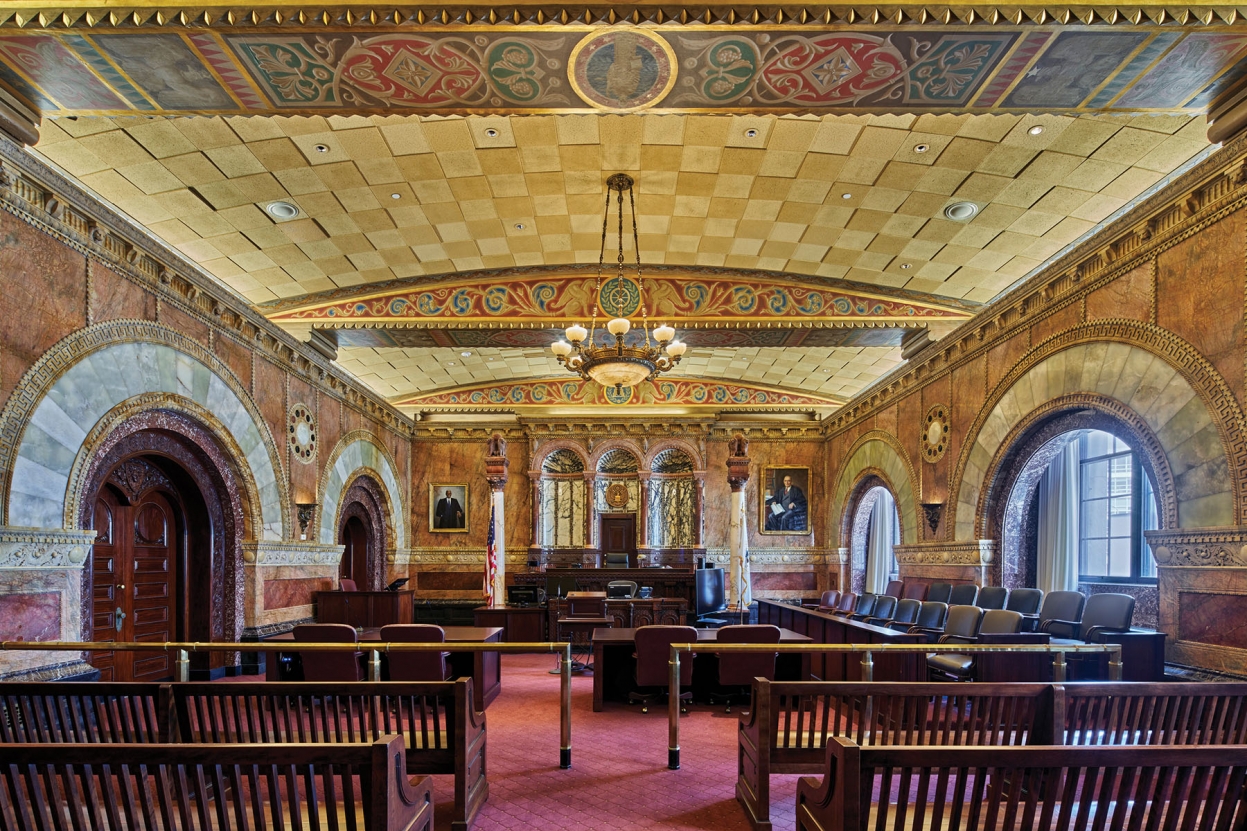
left=922, top=404, right=950, bottom=464
left=569, top=29, right=677, bottom=111
left=605, top=482, right=630, bottom=508
left=288, top=403, right=317, bottom=464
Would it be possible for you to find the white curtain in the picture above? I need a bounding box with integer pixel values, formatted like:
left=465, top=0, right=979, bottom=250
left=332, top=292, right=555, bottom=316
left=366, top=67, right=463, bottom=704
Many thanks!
left=864, top=491, right=896, bottom=596
left=1037, top=440, right=1080, bottom=594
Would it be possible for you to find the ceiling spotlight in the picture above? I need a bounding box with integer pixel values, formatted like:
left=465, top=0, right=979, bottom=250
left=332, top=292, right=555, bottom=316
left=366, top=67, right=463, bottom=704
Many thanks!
left=313, top=144, right=329, bottom=153
left=943, top=201, right=980, bottom=221
left=461, top=351, right=471, bottom=357
left=265, top=201, right=300, bottom=221
left=900, top=263, right=912, bottom=269
left=390, top=193, right=401, bottom=200
left=823, top=368, right=833, bottom=373
left=1028, top=125, right=1045, bottom=135
left=745, top=128, right=759, bottom=138
left=485, top=128, right=499, bottom=137
left=447, top=362, right=456, bottom=366
left=841, top=192, right=852, bottom=200
left=515, top=223, right=525, bottom=230
left=913, top=144, right=929, bottom=154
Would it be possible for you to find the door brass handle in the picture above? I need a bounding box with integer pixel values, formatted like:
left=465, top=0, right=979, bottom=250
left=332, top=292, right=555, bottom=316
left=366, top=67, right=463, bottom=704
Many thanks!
left=115, top=607, right=126, bottom=632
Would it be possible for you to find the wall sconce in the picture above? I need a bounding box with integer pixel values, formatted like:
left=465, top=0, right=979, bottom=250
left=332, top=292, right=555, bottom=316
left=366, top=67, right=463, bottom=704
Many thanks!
left=296, top=503, right=317, bottom=541
left=920, top=503, right=943, bottom=536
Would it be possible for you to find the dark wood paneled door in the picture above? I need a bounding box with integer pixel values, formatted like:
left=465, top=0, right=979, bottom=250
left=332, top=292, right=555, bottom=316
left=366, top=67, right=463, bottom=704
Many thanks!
left=339, top=515, right=370, bottom=589
left=91, top=487, right=178, bottom=681
left=599, top=514, right=636, bottom=566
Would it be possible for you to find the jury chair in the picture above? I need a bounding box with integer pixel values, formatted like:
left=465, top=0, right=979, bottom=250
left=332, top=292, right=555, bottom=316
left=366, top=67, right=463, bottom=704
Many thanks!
left=863, top=595, right=898, bottom=627
left=927, top=609, right=1023, bottom=681
left=292, top=623, right=364, bottom=681
left=902, top=582, right=928, bottom=601
left=379, top=624, right=450, bottom=681
left=708, top=624, right=780, bottom=713
left=629, top=625, right=698, bottom=714
left=556, top=594, right=611, bottom=674
left=849, top=594, right=879, bottom=621
left=884, top=580, right=905, bottom=599
left=1044, top=593, right=1135, bottom=642
left=1031, top=591, right=1086, bottom=634
left=339, top=578, right=358, bottom=592
left=926, top=582, right=953, bottom=604
left=606, top=580, right=638, bottom=599
left=885, top=598, right=922, bottom=633
left=977, top=586, right=1009, bottom=610
left=816, top=590, right=841, bottom=611
left=947, top=583, right=979, bottom=606
left=911, top=603, right=973, bottom=643
left=831, top=592, right=857, bottom=616
left=1006, top=587, right=1044, bottom=616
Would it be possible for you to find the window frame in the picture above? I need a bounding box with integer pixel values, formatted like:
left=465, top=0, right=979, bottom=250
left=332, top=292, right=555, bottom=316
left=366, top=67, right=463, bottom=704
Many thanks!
left=1076, top=433, right=1157, bottom=585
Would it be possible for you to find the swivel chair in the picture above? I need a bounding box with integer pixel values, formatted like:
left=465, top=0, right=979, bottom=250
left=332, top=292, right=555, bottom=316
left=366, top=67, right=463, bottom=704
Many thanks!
left=831, top=592, right=857, bottom=616
left=885, top=598, right=922, bottom=633
left=816, top=590, right=841, bottom=611
left=708, top=624, right=780, bottom=713
left=379, top=624, right=450, bottom=681
left=902, top=582, right=928, bottom=601
left=911, top=602, right=969, bottom=643
left=848, top=594, right=878, bottom=621
left=339, top=578, right=358, bottom=592
left=884, top=580, right=905, bottom=599
left=926, top=582, right=953, bottom=604
left=977, top=586, right=1009, bottom=610
left=604, top=552, right=630, bottom=568
left=947, top=583, right=979, bottom=606
left=1033, top=591, right=1086, bottom=635
left=292, top=623, right=363, bottom=681
left=1045, top=593, right=1135, bottom=642
left=863, top=595, right=898, bottom=627
left=927, top=609, right=1022, bottom=681
left=630, top=625, right=697, bottom=714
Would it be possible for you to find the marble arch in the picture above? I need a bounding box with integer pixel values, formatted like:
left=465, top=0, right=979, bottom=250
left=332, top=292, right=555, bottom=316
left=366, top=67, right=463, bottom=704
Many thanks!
left=830, top=432, right=919, bottom=549
left=951, top=322, right=1241, bottom=541
left=0, top=320, right=285, bottom=539
left=318, top=432, right=406, bottom=551
left=644, top=438, right=704, bottom=471
left=532, top=440, right=589, bottom=472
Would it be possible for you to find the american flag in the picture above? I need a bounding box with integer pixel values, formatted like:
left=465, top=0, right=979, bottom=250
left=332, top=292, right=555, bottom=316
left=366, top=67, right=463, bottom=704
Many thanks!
left=484, top=500, right=499, bottom=606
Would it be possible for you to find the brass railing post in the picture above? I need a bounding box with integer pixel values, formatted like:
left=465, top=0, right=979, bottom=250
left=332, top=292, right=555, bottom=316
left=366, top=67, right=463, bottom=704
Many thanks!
left=1053, top=649, right=1067, bottom=682
left=560, top=643, right=572, bottom=769
left=368, top=649, right=382, bottom=681
left=860, top=650, right=874, bottom=682
left=1109, top=645, right=1124, bottom=681
left=176, top=649, right=189, bottom=682
left=668, top=647, right=681, bottom=770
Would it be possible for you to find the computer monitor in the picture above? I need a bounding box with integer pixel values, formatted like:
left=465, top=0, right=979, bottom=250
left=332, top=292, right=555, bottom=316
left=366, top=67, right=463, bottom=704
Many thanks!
left=695, top=567, right=727, bottom=618
left=544, top=575, right=579, bottom=599
left=384, top=577, right=409, bottom=592
left=606, top=584, right=632, bottom=599
left=507, top=585, right=539, bottom=606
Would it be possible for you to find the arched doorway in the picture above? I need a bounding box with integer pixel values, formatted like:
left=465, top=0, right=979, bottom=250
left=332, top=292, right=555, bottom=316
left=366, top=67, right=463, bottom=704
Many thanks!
left=847, top=481, right=899, bottom=595
left=335, top=475, right=389, bottom=591
left=339, top=515, right=370, bottom=589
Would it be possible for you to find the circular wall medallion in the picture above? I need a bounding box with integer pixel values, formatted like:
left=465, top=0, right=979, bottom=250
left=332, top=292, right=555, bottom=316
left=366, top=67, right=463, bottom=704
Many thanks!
left=288, top=403, right=317, bottom=464
left=605, top=482, right=630, bottom=508
left=569, top=29, right=677, bottom=111
left=922, top=404, right=950, bottom=464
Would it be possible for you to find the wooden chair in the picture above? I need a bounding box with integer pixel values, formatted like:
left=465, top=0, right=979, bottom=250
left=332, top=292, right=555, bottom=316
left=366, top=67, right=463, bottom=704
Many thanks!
left=815, top=590, right=840, bottom=611
left=292, top=622, right=364, bottom=681
left=381, top=623, right=452, bottom=681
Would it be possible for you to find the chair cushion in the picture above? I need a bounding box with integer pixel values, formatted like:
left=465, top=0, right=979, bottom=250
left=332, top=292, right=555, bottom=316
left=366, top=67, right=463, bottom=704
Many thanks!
left=927, top=653, right=974, bottom=673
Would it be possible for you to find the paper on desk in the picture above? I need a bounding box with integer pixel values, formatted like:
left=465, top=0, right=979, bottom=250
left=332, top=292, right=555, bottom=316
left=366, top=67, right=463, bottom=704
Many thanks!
left=771, top=502, right=784, bottom=516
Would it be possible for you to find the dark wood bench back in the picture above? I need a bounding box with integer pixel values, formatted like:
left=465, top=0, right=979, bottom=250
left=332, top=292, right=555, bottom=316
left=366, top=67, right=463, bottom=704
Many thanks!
left=0, top=735, right=434, bottom=831
left=800, top=740, right=1247, bottom=831
left=0, top=683, right=171, bottom=743
left=1060, top=681, right=1247, bottom=746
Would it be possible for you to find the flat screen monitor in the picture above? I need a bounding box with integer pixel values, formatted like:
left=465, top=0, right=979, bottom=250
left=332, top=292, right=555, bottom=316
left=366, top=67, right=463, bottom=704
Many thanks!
left=695, top=567, right=727, bottom=617
left=507, top=585, right=539, bottom=606
left=384, top=577, right=409, bottom=592
left=606, top=584, right=633, bottom=599
left=544, top=575, right=579, bottom=599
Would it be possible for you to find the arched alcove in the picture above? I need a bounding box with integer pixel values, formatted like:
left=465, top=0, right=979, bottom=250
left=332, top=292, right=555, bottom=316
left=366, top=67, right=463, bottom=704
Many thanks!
left=648, top=448, right=696, bottom=548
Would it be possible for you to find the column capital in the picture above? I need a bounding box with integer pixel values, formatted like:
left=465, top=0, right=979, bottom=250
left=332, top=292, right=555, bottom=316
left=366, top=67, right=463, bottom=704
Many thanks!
left=727, top=432, right=751, bottom=492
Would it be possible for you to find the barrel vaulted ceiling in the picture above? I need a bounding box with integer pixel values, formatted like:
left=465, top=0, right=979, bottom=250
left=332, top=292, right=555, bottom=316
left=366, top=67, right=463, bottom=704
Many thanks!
left=0, top=2, right=1241, bottom=415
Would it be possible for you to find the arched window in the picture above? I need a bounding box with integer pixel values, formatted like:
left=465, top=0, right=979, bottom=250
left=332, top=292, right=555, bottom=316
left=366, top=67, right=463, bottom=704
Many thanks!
left=648, top=449, right=696, bottom=548
left=594, top=448, right=640, bottom=512
left=539, top=449, right=585, bottom=548
left=848, top=484, right=899, bottom=595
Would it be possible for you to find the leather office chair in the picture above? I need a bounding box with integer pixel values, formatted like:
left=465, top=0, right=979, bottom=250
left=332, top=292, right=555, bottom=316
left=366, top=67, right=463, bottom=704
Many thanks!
left=816, top=590, right=841, bottom=611
left=379, top=624, right=451, bottom=681
left=908, top=602, right=950, bottom=640
left=863, top=595, right=898, bottom=626
left=557, top=595, right=611, bottom=673
left=948, top=583, right=979, bottom=606
left=1034, top=591, right=1086, bottom=635
left=884, top=580, right=905, bottom=599
left=977, top=586, right=1009, bottom=610
left=1006, top=588, right=1044, bottom=616
left=926, top=582, right=953, bottom=604
left=630, top=625, right=697, bottom=714
left=606, top=580, right=638, bottom=599
left=902, top=582, right=928, bottom=601
left=927, top=609, right=1022, bottom=681
left=292, top=623, right=364, bottom=681
left=831, top=592, right=857, bottom=616
left=885, top=599, right=921, bottom=633
left=1045, top=593, right=1135, bottom=642
left=709, top=624, right=780, bottom=713
left=339, top=578, right=358, bottom=592
left=849, top=594, right=878, bottom=621
left=604, top=552, right=630, bottom=568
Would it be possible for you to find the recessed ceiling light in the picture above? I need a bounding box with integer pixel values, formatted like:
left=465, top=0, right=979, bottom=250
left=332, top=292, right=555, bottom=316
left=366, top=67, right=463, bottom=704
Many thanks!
left=461, top=351, right=471, bottom=357
left=745, top=128, right=759, bottom=138
left=313, top=144, right=329, bottom=153
left=447, top=362, right=456, bottom=366
left=485, top=128, right=499, bottom=137
left=265, top=201, right=300, bottom=221
left=823, top=368, right=833, bottom=373
left=900, top=263, right=912, bottom=269
left=841, top=192, right=852, bottom=200
left=1028, top=125, right=1045, bottom=135
left=913, top=144, right=929, bottom=154
left=515, top=223, right=525, bottom=230
left=391, top=193, right=401, bottom=200
left=943, top=201, right=980, bottom=221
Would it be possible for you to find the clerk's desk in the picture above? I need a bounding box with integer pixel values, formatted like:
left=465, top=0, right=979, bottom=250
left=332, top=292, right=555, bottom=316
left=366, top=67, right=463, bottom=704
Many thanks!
left=590, top=626, right=812, bottom=711
left=315, top=590, right=413, bottom=628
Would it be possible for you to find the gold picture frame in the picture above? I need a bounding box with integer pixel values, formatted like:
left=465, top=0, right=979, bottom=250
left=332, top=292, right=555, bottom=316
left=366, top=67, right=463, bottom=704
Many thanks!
left=429, top=483, right=469, bottom=533
left=760, top=467, right=810, bottom=536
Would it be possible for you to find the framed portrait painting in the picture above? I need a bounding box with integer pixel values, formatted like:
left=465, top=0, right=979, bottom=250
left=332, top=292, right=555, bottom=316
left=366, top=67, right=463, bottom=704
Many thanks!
left=429, top=483, right=468, bottom=533
left=760, top=467, right=810, bottom=535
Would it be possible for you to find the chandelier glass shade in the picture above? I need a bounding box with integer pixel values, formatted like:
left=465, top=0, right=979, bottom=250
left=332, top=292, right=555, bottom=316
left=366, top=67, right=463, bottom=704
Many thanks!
left=550, top=173, right=686, bottom=392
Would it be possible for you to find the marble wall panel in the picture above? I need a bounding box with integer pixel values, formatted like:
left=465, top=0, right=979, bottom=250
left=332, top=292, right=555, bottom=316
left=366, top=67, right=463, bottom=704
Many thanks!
left=159, top=303, right=212, bottom=351
left=0, top=590, right=60, bottom=641
left=752, top=571, right=817, bottom=592
left=1156, top=211, right=1246, bottom=412
left=922, top=375, right=952, bottom=508
left=875, top=404, right=898, bottom=438
left=1176, top=590, right=1247, bottom=649
left=89, top=262, right=155, bottom=324
left=1086, top=261, right=1153, bottom=323
left=986, top=331, right=1032, bottom=393
left=252, top=358, right=287, bottom=451
left=262, top=576, right=328, bottom=610
left=950, top=356, right=987, bottom=466
left=418, top=571, right=483, bottom=591
left=212, top=332, right=253, bottom=391
left=1029, top=301, right=1082, bottom=347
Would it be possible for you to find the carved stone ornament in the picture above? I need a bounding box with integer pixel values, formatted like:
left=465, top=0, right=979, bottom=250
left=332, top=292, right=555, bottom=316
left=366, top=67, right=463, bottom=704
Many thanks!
left=288, top=403, right=317, bottom=464
left=921, top=503, right=943, bottom=535
left=727, top=431, right=751, bottom=492
left=484, top=431, right=510, bottom=491
left=605, top=482, right=630, bottom=509
left=893, top=540, right=995, bottom=566
left=0, top=529, right=96, bottom=569
left=1146, top=528, right=1247, bottom=568
left=242, top=541, right=343, bottom=567
left=921, top=404, right=950, bottom=463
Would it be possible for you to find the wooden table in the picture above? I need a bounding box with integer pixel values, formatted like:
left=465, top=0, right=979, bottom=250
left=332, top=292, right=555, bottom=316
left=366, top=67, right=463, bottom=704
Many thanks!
left=590, top=627, right=812, bottom=712
left=262, top=626, right=503, bottom=710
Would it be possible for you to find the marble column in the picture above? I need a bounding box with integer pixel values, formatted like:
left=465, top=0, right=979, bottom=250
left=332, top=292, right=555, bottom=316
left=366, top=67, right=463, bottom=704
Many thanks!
left=638, top=472, right=651, bottom=550
left=528, top=472, right=540, bottom=556
left=485, top=433, right=509, bottom=607
left=726, top=434, right=752, bottom=609
left=584, top=472, right=596, bottom=552
left=694, top=473, right=705, bottom=547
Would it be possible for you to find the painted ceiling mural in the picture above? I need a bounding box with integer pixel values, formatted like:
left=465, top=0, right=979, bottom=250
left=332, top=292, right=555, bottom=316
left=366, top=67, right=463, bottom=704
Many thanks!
left=393, top=377, right=845, bottom=408
left=0, top=26, right=1244, bottom=117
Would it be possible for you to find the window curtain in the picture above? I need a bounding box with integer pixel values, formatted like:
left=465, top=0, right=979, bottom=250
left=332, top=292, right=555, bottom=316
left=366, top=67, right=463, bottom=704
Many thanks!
left=1036, top=440, right=1079, bottom=594
left=864, top=491, right=896, bottom=596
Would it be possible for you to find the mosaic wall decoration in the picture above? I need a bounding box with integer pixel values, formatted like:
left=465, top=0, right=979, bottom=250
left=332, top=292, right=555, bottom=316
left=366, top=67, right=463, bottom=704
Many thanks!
left=395, top=377, right=843, bottom=408
left=0, top=27, right=1244, bottom=116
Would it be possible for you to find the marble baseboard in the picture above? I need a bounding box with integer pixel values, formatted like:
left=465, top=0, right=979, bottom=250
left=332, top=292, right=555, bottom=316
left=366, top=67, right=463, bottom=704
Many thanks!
left=0, top=659, right=98, bottom=682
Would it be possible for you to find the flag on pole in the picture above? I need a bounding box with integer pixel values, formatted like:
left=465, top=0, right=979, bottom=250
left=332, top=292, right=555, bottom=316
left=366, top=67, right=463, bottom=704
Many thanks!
left=485, top=500, right=499, bottom=606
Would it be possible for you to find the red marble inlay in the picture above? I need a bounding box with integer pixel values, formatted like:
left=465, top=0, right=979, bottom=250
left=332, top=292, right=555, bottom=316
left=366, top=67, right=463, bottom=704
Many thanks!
left=0, top=591, right=61, bottom=641
left=1178, top=591, right=1247, bottom=649
left=752, top=572, right=816, bottom=591
left=263, top=577, right=329, bottom=610
left=418, top=572, right=485, bottom=591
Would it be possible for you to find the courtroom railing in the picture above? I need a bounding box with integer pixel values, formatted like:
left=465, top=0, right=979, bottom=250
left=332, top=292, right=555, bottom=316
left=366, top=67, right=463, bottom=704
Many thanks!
left=663, top=641, right=1124, bottom=770
left=0, top=638, right=576, bottom=769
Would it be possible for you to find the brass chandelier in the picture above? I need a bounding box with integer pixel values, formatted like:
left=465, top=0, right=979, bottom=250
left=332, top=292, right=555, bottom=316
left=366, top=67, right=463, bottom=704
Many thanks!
left=550, top=173, right=686, bottom=392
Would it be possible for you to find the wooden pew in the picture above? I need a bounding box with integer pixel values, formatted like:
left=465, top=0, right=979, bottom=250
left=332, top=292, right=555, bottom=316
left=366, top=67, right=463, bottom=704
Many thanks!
left=1059, top=681, right=1247, bottom=744
left=0, top=683, right=171, bottom=742
left=796, top=740, right=1247, bottom=831
left=737, top=680, right=1054, bottom=831
left=0, top=735, right=433, bottom=831
left=173, top=680, right=487, bottom=831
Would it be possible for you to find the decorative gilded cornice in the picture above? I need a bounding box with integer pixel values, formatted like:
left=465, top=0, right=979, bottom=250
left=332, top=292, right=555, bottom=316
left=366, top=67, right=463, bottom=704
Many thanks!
left=1148, top=527, right=1247, bottom=568
left=893, top=539, right=995, bottom=566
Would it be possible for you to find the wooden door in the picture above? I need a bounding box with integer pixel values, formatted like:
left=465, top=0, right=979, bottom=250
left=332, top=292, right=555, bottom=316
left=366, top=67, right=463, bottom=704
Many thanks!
left=90, top=488, right=177, bottom=681
left=340, top=515, right=369, bottom=589
left=600, top=515, right=636, bottom=566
